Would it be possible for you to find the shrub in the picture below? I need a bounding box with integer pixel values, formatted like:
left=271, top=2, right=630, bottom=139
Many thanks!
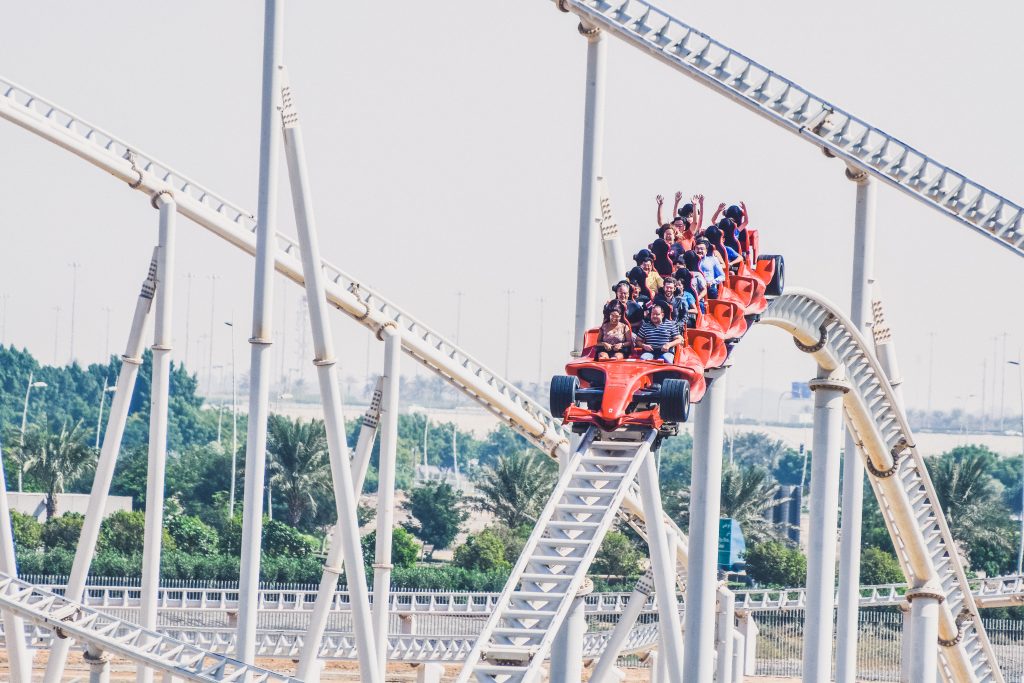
left=592, top=531, right=643, bottom=578
left=859, top=547, right=904, bottom=585
left=261, top=555, right=324, bottom=583
left=263, top=519, right=318, bottom=558
left=361, top=527, right=421, bottom=570
left=91, top=550, right=141, bottom=577
left=9, top=510, right=42, bottom=552
left=42, top=512, right=84, bottom=551
left=165, top=515, right=219, bottom=555
left=453, top=530, right=511, bottom=573
left=15, top=548, right=75, bottom=576
left=389, top=565, right=510, bottom=591
left=99, top=511, right=146, bottom=554
left=744, top=540, right=807, bottom=587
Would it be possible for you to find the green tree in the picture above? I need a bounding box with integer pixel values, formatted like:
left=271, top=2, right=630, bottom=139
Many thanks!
left=744, top=540, right=807, bottom=587
left=165, top=514, right=219, bottom=555
left=453, top=529, right=510, bottom=573
left=592, top=531, right=643, bottom=577
left=720, top=464, right=783, bottom=544
left=361, top=527, right=421, bottom=569
left=403, top=482, right=467, bottom=557
left=20, top=421, right=96, bottom=519
left=9, top=510, right=42, bottom=551
left=41, top=512, right=84, bottom=551
left=474, top=454, right=556, bottom=529
left=262, top=518, right=318, bottom=558
left=98, top=510, right=147, bottom=555
left=859, top=547, right=904, bottom=585
left=267, top=416, right=331, bottom=527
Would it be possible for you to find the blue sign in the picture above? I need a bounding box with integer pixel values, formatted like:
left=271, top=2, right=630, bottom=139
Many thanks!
left=718, top=518, right=746, bottom=571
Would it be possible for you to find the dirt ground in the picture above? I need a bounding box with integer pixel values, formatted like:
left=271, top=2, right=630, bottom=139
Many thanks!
left=1, top=648, right=800, bottom=681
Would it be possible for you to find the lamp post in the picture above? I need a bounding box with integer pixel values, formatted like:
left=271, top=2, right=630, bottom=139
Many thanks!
left=225, top=318, right=238, bottom=516
left=1008, top=357, right=1024, bottom=575
left=19, top=372, right=47, bottom=491
left=94, top=380, right=117, bottom=449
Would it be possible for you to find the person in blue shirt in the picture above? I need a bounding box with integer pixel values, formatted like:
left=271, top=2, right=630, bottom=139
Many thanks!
left=695, top=240, right=725, bottom=299
left=674, top=270, right=700, bottom=327
left=637, top=304, right=683, bottom=362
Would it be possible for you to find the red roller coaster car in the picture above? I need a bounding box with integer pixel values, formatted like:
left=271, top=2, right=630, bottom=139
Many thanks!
left=551, top=238, right=783, bottom=433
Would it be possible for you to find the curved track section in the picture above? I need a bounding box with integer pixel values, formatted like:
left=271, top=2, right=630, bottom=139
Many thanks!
left=0, top=74, right=692, bottom=571
left=762, top=288, right=1002, bottom=683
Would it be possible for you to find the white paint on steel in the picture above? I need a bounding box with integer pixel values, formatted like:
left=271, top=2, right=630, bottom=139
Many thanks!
left=139, top=195, right=176, bottom=683
left=43, top=257, right=157, bottom=682
left=802, top=373, right=847, bottom=683
left=572, top=24, right=606, bottom=356
left=684, top=368, right=727, bottom=683
left=0, top=446, right=30, bottom=683
left=237, top=0, right=284, bottom=666
left=372, top=328, right=401, bottom=679
left=281, top=78, right=380, bottom=683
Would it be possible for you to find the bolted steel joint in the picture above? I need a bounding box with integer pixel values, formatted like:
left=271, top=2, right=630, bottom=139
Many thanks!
left=578, top=21, right=601, bottom=38
left=150, top=189, right=174, bottom=210
left=375, top=320, right=398, bottom=341
left=808, top=377, right=850, bottom=394
left=844, top=165, right=869, bottom=184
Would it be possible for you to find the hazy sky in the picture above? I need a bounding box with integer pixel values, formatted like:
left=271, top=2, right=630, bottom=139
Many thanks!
left=0, top=1, right=1022, bottom=420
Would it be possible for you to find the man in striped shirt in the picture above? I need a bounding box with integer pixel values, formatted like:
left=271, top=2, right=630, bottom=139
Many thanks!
left=637, top=303, right=683, bottom=362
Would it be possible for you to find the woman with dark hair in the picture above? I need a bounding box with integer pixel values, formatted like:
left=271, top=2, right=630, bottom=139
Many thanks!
left=650, top=225, right=678, bottom=276
left=626, top=249, right=661, bottom=303
left=656, top=192, right=704, bottom=236
left=611, top=280, right=645, bottom=331
left=596, top=301, right=633, bottom=360
left=677, top=250, right=708, bottom=312
left=705, top=220, right=742, bottom=270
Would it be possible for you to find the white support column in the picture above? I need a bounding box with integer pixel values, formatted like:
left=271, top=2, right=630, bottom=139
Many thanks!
left=905, top=585, right=942, bottom=683
left=731, top=631, right=744, bottom=683
left=736, top=611, right=758, bottom=676
left=572, top=21, right=606, bottom=356
left=85, top=647, right=111, bottom=683
left=835, top=165, right=875, bottom=683
left=551, top=582, right=590, bottom=683
left=715, top=587, right=735, bottom=683
left=638, top=452, right=684, bottom=681
left=898, top=602, right=912, bottom=683
left=415, top=663, right=444, bottom=683
left=282, top=75, right=379, bottom=683
left=646, top=651, right=659, bottom=683
left=590, top=572, right=654, bottom=683
left=685, top=367, right=727, bottom=683
left=43, top=255, right=157, bottom=683
left=802, top=373, right=848, bottom=683
left=138, top=194, right=176, bottom=683
left=237, top=0, right=283, bottom=666
left=372, top=328, right=401, bottom=679
left=597, top=178, right=626, bottom=290
left=352, top=378, right=384, bottom=489
left=0, top=440, right=30, bottom=683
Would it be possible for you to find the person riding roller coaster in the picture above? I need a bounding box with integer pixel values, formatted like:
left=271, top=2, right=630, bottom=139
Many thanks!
left=551, top=195, right=785, bottom=433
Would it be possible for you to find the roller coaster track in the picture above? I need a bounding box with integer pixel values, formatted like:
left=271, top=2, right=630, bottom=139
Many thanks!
left=762, top=289, right=1003, bottom=683
left=558, top=0, right=1024, bottom=259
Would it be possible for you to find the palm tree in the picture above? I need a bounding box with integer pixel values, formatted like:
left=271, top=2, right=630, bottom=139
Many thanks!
left=267, top=415, right=331, bottom=527
left=473, top=454, right=557, bottom=529
left=22, top=421, right=96, bottom=520
left=664, top=462, right=783, bottom=544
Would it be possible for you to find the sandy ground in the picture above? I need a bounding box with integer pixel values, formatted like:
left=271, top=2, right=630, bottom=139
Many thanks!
left=1, top=648, right=799, bottom=681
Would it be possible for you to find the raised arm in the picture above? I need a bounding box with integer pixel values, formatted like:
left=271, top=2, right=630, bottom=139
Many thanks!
left=672, top=191, right=682, bottom=218
left=739, top=201, right=750, bottom=230
left=711, top=201, right=725, bottom=225
left=693, top=194, right=705, bottom=234
left=656, top=195, right=665, bottom=227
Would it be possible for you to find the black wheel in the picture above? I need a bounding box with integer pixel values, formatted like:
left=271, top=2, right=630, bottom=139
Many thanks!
left=550, top=375, right=579, bottom=417
left=758, top=254, right=785, bottom=296
left=660, top=378, right=690, bottom=423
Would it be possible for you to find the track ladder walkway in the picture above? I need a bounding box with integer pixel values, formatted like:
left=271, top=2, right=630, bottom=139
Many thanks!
left=558, top=0, right=1024, bottom=258
left=763, top=289, right=1002, bottom=683
left=0, top=573, right=298, bottom=682
left=456, top=428, right=656, bottom=683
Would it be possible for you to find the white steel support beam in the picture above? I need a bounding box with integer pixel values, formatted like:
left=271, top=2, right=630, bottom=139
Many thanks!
left=684, top=368, right=727, bottom=683
left=836, top=166, right=875, bottom=683
left=572, top=21, right=606, bottom=356
left=138, top=193, right=177, bottom=683
left=906, top=585, right=942, bottom=683
left=0, top=443, right=29, bottom=683
left=715, top=587, right=735, bottom=683
left=597, top=178, right=626, bottom=291
left=43, top=256, right=157, bottom=682
left=589, top=572, right=655, bottom=683
left=85, top=647, right=111, bottom=683
left=638, top=452, right=684, bottom=681
left=372, top=328, right=401, bottom=679
left=802, top=373, right=848, bottom=683
left=237, top=0, right=284, bottom=666
left=550, top=591, right=588, bottom=683
left=352, top=378, right=384, bottom=488
left=282, top=76, right=380, bottom=683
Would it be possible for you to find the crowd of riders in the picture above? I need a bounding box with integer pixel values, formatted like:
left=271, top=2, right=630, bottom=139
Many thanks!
left=596, top=192, right=753, bottom=362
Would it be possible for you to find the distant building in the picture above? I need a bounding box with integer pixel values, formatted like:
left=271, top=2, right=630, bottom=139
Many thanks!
left=7, top=493, right=132, bottom=521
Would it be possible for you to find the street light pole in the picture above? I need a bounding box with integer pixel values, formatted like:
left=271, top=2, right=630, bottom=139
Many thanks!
left=1009, top=357, right=1024, bottom=575
left=19, top=372, right=47, bottom=492
left=68, top=262, right=80, bottom=364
